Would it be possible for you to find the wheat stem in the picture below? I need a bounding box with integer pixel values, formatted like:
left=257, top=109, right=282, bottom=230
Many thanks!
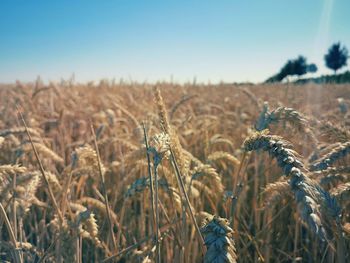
left=16, top=106, right=64, bottom=223
left=142, top=122, right=159, bottom=263
left=0, top=203, right=22, bottom=263
left=169, top=147, right=206, bottom=253
left=90, top=124, right=117, bottom=252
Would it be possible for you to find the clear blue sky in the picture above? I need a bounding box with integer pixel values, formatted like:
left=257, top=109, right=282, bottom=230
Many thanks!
left=0, top=0, right=349, bottom=84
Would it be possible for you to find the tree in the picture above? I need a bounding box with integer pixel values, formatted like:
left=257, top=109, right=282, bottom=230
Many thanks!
left=265, top=56, right=317, bottom=83
left=307, top=63, right=317, bottom=73
left=292, top=56, right=308, bottom=77
left=324, top=42, right=348, bottom=74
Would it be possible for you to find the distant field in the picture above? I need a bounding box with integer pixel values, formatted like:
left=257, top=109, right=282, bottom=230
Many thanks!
left=0, top=82, right=349, bottom=262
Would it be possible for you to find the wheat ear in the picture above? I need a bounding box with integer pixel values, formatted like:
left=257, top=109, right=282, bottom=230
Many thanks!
left=243, top=130, right=327, bottom=240
left=310, top=142, right=350, bottom=171
left=201, top=215, right=237, bottom=263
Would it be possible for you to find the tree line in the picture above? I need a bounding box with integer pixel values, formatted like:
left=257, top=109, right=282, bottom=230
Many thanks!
left=266, top=42, right=349, bottom=83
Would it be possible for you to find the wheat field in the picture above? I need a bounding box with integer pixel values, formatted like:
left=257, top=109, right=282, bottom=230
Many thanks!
left=0, top=80, right=349, bottom=262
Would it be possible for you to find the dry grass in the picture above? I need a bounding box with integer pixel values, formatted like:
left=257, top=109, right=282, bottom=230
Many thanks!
left=0, top=80, right=350, bottom=262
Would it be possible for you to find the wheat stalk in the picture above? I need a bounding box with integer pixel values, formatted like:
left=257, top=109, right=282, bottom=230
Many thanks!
left=16, top=107, right=64, bottom=223
left=90, top=125, right=117, bottom=252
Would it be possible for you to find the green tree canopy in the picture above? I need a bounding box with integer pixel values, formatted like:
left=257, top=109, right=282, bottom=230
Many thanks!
left=266, top=56, right=317, bottom=83
left=324, top=42, right=348, bottom=74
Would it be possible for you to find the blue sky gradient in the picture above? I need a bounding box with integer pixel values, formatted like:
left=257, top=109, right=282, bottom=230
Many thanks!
left=0, top=0, right=349, bottom=83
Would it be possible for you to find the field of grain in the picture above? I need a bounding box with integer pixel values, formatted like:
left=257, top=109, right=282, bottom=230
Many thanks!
left=0, top=81, right=349, bottom=262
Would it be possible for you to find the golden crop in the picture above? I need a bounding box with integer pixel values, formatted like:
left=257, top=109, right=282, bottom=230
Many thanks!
left=0, top=81, right=349, bottom=262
